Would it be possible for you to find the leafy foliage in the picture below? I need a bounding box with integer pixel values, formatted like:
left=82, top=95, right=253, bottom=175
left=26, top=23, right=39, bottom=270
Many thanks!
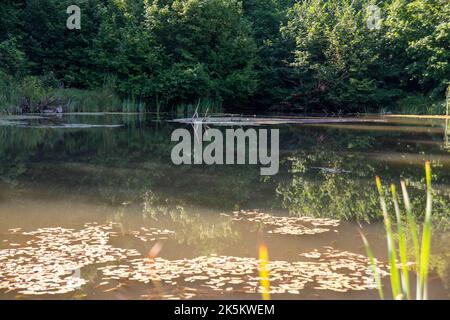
left=0, top=0, right=448, bottom=113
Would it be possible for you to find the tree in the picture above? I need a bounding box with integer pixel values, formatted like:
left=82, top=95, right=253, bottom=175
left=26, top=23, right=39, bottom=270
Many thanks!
left=144, top=0, right=258, bottom=105
left=282, top=0, right=386, bottom=111
left=242, top=0, right=295, bottom=107
left=384, top=0, right=450, bottom=97
left=88, top=0, right=163, bottom=96
left=21, top=0, right=102, bottom=87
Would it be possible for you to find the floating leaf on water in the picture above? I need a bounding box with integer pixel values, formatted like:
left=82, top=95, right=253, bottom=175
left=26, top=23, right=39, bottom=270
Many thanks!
left=231, top=210, right=340, bottom=235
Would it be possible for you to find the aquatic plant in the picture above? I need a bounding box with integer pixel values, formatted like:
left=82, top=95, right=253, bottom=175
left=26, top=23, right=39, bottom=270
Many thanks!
left=100, top=247, right=382, bottom=299
left=446, top=85, right=450, bottom=148
left=446, top=84, right=450, bottom=118
left=230, top=210, right=340, bottom=235
left=445, top=118, right=449, bottom=150
left=1, top=220, right=385, bottom=298
left=361, top=161, right=433, bottom=300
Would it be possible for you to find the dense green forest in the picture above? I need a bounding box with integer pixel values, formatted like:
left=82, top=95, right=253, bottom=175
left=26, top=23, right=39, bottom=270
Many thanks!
left=0, top=0, right=449, bottom=114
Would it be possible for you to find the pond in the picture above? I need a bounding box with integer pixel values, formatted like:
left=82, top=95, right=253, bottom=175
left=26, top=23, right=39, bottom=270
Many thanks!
left=0, top=113, right=449, bottom=299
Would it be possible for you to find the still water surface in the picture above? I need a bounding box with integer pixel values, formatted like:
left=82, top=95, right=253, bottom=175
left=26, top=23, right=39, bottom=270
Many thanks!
left=0, top=113, right=449, bottom=299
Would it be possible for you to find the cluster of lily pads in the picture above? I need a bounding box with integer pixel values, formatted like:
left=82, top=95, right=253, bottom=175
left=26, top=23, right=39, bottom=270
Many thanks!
left=0, top=222, right=171, bottom=295
left=0, top=212, right=386, bottom=298
left=100, top=247, right=386, bottom=298
left=229, top=210, right=340, bottom=235
left=128, top=227, right=175, bottom=243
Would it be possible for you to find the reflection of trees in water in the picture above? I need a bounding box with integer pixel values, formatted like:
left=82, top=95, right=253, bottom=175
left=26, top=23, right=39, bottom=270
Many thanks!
left=277, top=150, right=379, bottom=222
left=277, top=147, right=450, bottom=230
left=2, top=116, right=449, bottom=229
left=0, top=116, right=269, bottom=210
left=277, top=147, right=450, bottom=288
left=0, top=115, right=169, bottom=185
left=0, top=127, right=55, bottom=185
left=140, top=190, right=241, bottom=251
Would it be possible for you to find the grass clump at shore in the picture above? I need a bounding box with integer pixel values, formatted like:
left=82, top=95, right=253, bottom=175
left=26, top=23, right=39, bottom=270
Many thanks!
left=0, top=74, right=146, bottom=114
left=0, top=73, right=21, bottom=114
left=393, top=95, right=447, bottom=115
left=0, top=72, right=224, bottom=115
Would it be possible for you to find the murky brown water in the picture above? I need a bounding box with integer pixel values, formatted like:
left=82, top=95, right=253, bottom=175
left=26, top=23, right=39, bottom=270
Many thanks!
left=0, top=113, right=449, bottom=299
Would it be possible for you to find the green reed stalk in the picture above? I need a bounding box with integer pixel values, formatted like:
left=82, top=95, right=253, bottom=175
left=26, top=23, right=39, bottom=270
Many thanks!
left=419, top=161, right=432, bottom=299
left=360, top=231, right=384, bottom=299
left=400, top=180, right=421, bottom=299
left=446, top=85, right=449, bottom=117
left=376, top=176, right=401, bottom=299
left=363, top=162, right=433, bottom=300
left=390, top=184, right=410, bottom=299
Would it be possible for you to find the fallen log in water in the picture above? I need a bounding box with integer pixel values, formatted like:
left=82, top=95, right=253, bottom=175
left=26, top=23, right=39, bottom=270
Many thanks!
left=169, top=116, right=386, bottom=126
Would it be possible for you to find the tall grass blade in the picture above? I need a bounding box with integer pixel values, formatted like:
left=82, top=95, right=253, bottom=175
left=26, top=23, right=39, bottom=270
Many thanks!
left=360, top=231, right=384, bottom=299
left=365, top=168, right=433, bottom=300
left=400, top=180, right=421, bottom=299
left=390, top=184, right=410, bottom=299
left=419, top=161, right=432, bottom=299
left=376, top=176, right=401, bottom=299
left=446, top=84, right=449, bottom=117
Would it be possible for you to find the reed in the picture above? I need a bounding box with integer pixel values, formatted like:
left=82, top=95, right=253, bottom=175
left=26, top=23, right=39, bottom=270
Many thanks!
left=446, top=85, right=449, bottom=118
left=362, top=161, right=433, bottom=300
